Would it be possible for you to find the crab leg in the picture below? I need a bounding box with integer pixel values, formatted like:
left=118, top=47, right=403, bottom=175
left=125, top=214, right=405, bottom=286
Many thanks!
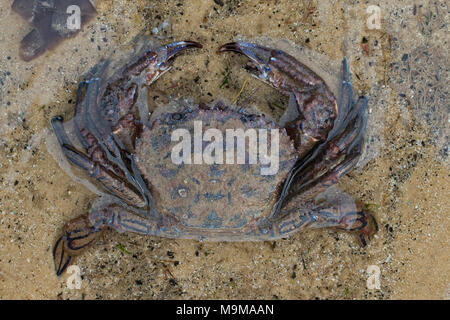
left=53, top=213, right=102, bottom=276
left=285, top=95, right=368, bottom=201
left=219, top=41, right=337, bottom=158
left=51, top=117, right=146, bottom=207
left=327, top=58, right=353, bottom=140
left=125, top=40, right=203, bottom=84
left=286, top=155, right=360, bottom=205
left=271, top=88, right=376, bottom=244
left=266, top=115, right=366, bottom=226
left=53, top=204, right=169, bottom=276
left=274, top=200, right=378, bottom=246
left=71, top=74, right=144, bottom=196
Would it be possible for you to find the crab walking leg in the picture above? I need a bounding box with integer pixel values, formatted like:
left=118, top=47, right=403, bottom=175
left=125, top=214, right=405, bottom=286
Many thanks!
left=51, top=117, right=146, bottom=207
left=218, top=41, right=337, bottom=158
left=269, top=93, right=367, bottom=218
left=57, top=75, right=149, bottom=203
left=53, top=205, right=163, bottom=276
left=53, top=213, right=102, bottom=276
left=274, top=200, right=378, bottom=246
left=272, top=95, right=376, bottom=244
left=327, top=58, right=353, bottom=141
left=73, top=80, right=94, bottom=149
left=291, top=155, right=360, bottom=203
left=73, top=74, right=149, bottom=204
left=268, top=151, right=361, bottom=225
left=285, top=96, right=368, bottom=201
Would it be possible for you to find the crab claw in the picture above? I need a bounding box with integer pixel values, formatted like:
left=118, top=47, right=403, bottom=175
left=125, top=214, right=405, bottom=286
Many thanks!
left=218, top=41, right=315, bottom=87
left=146, top=41, right=203, bottom=85
left=218, top=42, right=273, bottom=82
left=218, top=41, right=333, bottom=99
left=124, top=41, right=202, bottom=85
left=155, top=41, right=203, bottom=70
left=219, top=41, right=338, bottom=159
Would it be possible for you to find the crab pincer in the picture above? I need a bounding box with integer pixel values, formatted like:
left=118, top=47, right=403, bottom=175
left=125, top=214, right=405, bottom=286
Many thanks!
left=219, top=41, right=337, bottom=158
left=125, top=40, right=203, bottom=84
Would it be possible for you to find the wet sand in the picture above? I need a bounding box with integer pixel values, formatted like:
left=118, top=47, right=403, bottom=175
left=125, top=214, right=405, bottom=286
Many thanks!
left=0, top=0, right=448, bottom=299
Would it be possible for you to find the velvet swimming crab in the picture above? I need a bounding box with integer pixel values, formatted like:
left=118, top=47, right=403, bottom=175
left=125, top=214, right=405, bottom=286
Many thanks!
left=52, top=37, right=377, bottom=276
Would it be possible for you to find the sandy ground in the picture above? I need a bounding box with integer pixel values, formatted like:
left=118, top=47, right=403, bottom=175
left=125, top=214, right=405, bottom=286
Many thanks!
left=0, top=0, right=448, bottom=299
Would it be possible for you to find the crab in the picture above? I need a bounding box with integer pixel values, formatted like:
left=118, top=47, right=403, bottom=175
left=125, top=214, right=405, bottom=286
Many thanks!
left=51, top=36, right=377, bottom=276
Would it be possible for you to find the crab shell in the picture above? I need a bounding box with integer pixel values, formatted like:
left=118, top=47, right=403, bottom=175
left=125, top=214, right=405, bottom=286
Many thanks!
left=135, top=103, right=298, bottom=237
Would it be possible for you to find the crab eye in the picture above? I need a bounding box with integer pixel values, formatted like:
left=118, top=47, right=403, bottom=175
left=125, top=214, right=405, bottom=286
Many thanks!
left=171, top=113, right=184, bottom=121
